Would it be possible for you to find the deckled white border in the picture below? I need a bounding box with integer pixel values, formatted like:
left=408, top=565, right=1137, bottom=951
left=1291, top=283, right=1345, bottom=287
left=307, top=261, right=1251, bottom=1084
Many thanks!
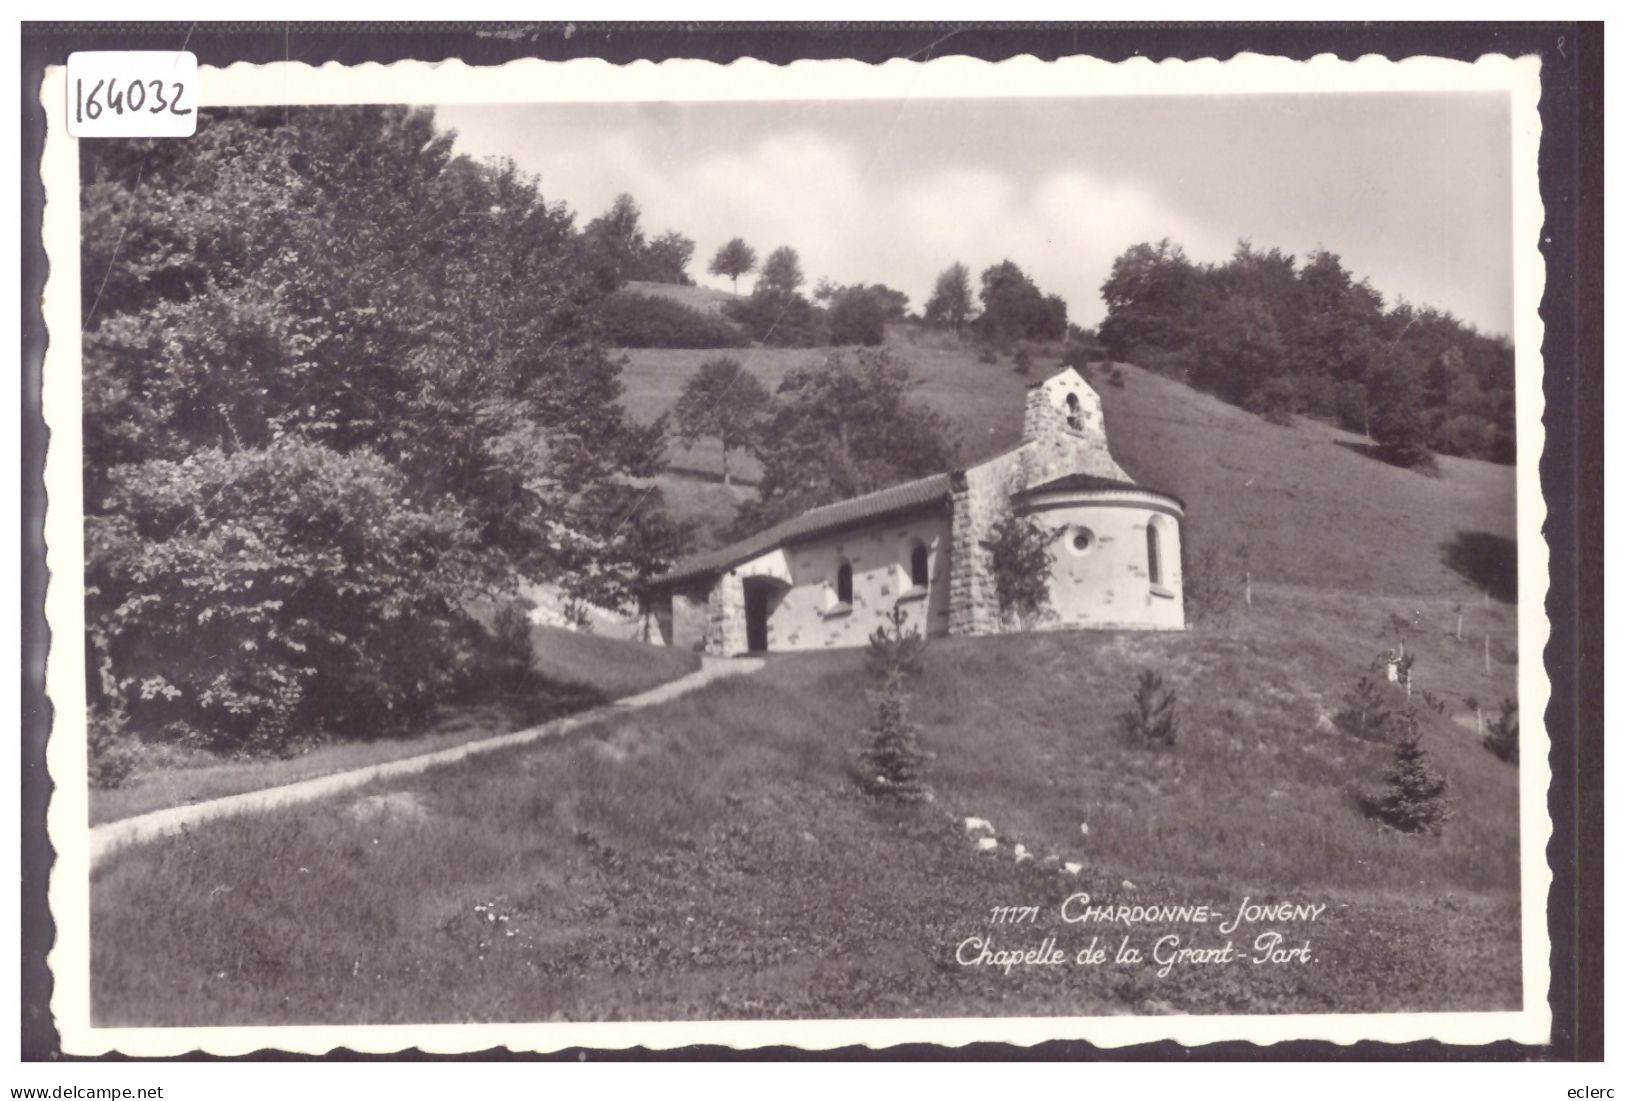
left=42, top=51, right=1550, bottom=1056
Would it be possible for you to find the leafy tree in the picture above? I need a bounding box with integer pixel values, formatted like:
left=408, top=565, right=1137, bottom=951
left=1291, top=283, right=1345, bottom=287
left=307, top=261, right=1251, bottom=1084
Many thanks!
left=923, top=261, right=975, bottom=334
left=1191, top=295, right=1286, bottom=407
left=865, top=284, right=911, bottom=320
left=582, top=196, right=694, bottom=285
left=975, top=260, right=1066, bottom=344
left=1095, top=238, right=1513, bottom=464
left=1098, top=238, right=1208, bottom=360
left=80, top=106, right=682, bottom=753
left=1368, top=355, right=1436, bottom=468
left=88, top=441, right=486, bottom=755
left=708, top=237, right=758, bottom=294
left=734, top=349, right=959, bottom=534
left=828, top=286, right=889, bottom=346
left=671, top=357, right=773, bottom=486
left=1293, top=249, right=1382, bottom=381
left=984, top=513, right=1054, bottom=629
left=720, top=244, right=823, bottom=346
left=641, top=229, right=696, bottom=285
left=582, top=192, right=647, bottom=286
left=820, top=281, right=908, bottom=334
left=757, top=245, right=806, bottom=300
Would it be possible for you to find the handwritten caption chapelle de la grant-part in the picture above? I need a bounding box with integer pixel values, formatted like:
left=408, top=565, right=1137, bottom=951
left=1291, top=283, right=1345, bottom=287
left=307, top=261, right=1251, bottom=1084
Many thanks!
left=956, top=895, right=1327, bottom=978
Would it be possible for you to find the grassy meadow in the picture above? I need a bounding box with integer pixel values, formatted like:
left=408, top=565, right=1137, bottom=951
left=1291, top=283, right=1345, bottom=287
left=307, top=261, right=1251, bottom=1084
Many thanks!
left=89, top=625, right=700, bottom=826
left=91, top=584, right=1522, bottom=1024
left=89, top=328, right=1525, bottom=1024
left=632, top=327, right=1517, bottom=607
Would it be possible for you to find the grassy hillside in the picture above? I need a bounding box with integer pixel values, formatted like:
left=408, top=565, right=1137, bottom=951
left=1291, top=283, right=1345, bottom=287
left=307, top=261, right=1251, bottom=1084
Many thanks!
left=90, top=585, right=1520, bottom=1024
left=624, top=327, right=1517, bottom=602
left=89, top=625, right=701, bottom=826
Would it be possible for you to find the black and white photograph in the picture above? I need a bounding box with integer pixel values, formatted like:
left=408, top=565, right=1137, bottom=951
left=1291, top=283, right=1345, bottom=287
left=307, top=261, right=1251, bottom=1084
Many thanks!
left=32, top=43, right=1564, bottom=1057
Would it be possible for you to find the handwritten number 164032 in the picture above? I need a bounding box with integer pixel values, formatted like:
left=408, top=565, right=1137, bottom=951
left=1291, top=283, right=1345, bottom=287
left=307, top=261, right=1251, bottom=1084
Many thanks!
left=75, top=78, right=193, bottom=123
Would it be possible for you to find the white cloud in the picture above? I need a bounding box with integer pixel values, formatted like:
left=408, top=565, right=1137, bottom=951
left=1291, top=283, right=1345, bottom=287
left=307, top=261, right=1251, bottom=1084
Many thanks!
left=459, top=120, right=1247, bottom=327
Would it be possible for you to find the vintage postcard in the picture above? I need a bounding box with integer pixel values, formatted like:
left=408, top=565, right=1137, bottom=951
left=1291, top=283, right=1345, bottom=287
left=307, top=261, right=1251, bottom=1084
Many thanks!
left=40, top=50, right=1551, bottom=1055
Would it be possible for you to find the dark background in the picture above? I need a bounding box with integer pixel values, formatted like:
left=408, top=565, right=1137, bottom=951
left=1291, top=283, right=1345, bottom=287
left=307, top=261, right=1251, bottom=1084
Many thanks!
left=20, top=21, right=1602, bottom=1062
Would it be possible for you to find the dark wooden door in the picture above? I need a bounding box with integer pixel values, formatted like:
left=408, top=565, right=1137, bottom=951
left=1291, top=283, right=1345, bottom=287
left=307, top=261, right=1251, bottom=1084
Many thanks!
left=744, top=584, right=770, bottom=652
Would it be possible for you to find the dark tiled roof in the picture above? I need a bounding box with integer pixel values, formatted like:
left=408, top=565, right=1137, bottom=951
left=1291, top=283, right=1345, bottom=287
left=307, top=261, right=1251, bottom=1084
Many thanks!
left=653, top=472, right=954, bottom=586
left=1018, top=472, right=1185, bottom=511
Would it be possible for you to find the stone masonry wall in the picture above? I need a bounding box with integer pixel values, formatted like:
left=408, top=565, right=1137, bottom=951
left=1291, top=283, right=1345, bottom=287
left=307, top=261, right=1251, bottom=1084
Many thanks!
left=947, top=456, right=1021, bottom=636
left=949, top=370, right=1135, bottom=636
left=1020, top=376, right=1130, bottom=483
left=706, top=571, right=746, bottom=656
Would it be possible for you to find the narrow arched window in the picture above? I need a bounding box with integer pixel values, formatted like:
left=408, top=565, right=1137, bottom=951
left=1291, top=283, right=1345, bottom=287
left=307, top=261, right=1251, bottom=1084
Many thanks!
left=1146, top=523, right=1162, bottom=586
left=1065, top=393, right=1083, bottom=430
left=910, top=543, right=930, bottom=588
left=836, top=562, right=853, bottom=605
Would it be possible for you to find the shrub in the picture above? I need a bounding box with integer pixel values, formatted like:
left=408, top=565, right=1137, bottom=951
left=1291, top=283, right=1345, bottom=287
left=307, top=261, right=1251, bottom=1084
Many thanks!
left=1106, top=365, right=1126, bottom=388
left=490, top=598, right=537, bottom=689
left=722, top=292, right=829, bottom=347
left=1482, top=697, right=1519, bottom=763
left=1333, top=379, right=1370, bottom=433
left=1357, top=705, right=1451, bottom=834
left=978, top=347, right=999, bottom=366
left=1118, top=669, right=1178, bottom=748
left=1439, top=413, right=1500, bottom=460
left=1369, top=372, right=1436, bottom=470
left=1182, top=539, right=1246, bottom=629
left=598, top=290, right=749, bottom=348
left=88, top=722, right=142, bottom=789
left=1298, top=373, right=1341, bottom=420
left=984, top=513, right=1054, bottom=629
left=85, top=440, right=482, bottom=755
left=858, top=668, right=933, bottom=802
left=1249, top=375, right=1299, bottom=426
left=1013, top=346, right=1034, bottom=375
left=865, top=603, right=928, bottom=684
left=1063, top=327, right=1104, bottom=366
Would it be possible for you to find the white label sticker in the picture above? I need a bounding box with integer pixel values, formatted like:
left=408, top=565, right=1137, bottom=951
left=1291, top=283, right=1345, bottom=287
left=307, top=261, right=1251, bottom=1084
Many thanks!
left=66, top=51, right=198, bottom=138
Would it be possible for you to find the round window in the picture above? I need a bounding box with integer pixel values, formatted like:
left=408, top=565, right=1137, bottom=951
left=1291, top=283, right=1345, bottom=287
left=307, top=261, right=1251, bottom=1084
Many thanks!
left=1067, top=527, right=1095, bottom=555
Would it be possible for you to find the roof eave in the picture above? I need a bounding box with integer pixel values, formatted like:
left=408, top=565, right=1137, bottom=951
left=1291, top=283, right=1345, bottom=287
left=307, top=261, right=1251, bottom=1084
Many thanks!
left=649, top=492, right=952, bottom=589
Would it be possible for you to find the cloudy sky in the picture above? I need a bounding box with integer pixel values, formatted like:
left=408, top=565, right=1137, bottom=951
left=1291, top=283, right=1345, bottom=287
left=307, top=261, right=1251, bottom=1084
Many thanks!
left=436, top=93, right=1513, bottom=335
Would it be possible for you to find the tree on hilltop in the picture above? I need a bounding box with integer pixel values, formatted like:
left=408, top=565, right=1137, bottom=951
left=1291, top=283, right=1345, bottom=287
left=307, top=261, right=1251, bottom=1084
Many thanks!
left=756, top=245, right=806, bottom=300
left=924, top=261, right=975, bottom=335
left=582, top=192, right=647, bottom=287
left=709, top=237, right=758, bottom=295
left=976, top=259, right=1067, bottom=345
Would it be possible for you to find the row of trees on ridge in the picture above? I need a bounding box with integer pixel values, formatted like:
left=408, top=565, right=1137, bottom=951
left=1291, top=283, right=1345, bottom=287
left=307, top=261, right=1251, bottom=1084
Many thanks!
left=1097, top=239, right=1515, bottom=466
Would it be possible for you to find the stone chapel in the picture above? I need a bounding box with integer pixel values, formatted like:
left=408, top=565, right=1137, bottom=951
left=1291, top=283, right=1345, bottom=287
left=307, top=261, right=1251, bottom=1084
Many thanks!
left=642, top=366, right=1185, bottom=654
